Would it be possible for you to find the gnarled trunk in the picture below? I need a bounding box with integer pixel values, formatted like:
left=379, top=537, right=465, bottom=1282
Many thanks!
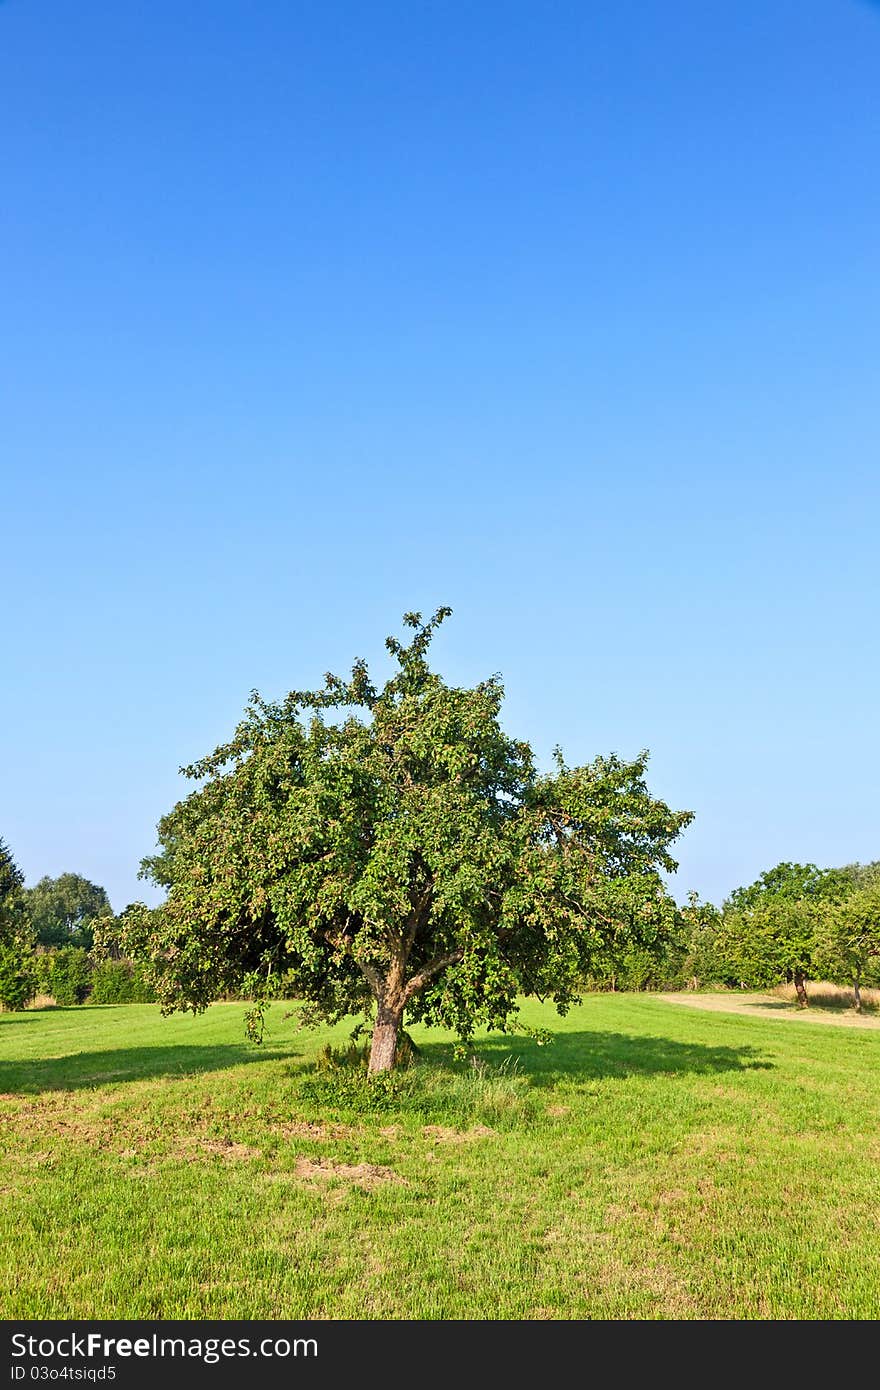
left=362, top=934, right=461, bottom=1073
left=853, top=977, right=862, bottom=1014
left=368, top=1001, right=403, bottom=1073
left=793, top=970, right=808, bottom=1008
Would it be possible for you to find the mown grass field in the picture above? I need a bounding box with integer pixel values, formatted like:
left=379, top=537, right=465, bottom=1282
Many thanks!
left=2, top=995, right=879, bottom=1319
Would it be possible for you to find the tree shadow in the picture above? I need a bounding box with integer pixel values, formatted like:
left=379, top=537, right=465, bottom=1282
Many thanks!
left=0, top=1044, right=295, bottom=1096
left=417, top=1029, right=774, bottom=1085
left=0, top=1011, right=60, bottom=1024
left=742, top=999, right=792, bottom=1011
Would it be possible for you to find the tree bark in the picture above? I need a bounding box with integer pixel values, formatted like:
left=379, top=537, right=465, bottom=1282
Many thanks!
left=793, top=970, right=808, bottom=1008
left=368, top=1002, right=403, bottom=1073
left=853, top=977, right=862, bottom=1014
left=364, top=939, right=462, bottom=1073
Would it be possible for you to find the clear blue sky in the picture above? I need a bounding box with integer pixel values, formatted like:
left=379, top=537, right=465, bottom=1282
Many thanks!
left=2, top=1, right=878, bottom=913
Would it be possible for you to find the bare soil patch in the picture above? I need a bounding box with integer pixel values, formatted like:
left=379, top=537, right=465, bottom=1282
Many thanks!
left=293, top=1157, right=405, bottom=1189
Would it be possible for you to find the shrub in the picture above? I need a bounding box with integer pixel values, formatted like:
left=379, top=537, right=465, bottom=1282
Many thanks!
left=45, top=945, right=93, bottom=1005
left=89, top=958, right=156, bottom=1004
left=0, top=943, right=37, bottom=1011
left=33, top=950, right=54, bottom=997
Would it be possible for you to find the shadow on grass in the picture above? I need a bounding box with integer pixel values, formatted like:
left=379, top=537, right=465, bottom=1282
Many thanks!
left=0, top=1028, right=772, bottom=1098
left=0, top=1011, right=61, bottom=1024
left=415, top=1029, right=774, bottom=1085
left=0, top=1044, right=295, bottom=1095
left=772, top=999, right=879, bottom=1015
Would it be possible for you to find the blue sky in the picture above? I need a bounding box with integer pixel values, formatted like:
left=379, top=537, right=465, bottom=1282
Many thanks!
left=2, top=0, right=878, bottom=912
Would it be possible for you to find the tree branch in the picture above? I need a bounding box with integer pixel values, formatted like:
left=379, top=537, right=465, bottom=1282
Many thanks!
left=356, top=958, right=385, bottom=1001
left=402, top=948, right=464, bottom=1002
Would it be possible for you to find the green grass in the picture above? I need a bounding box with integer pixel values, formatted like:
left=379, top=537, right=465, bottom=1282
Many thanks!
left=2, top=996, right=879, bottom=1319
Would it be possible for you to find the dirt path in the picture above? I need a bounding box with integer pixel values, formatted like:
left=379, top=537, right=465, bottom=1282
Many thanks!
left=656, top=992, right=880, bottom=1030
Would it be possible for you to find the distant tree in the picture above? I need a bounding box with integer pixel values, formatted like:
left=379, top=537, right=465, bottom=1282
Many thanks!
left=0, top=839, right=35, bottom=1011
left=838, top=861, right=880, bottom=892
left=815, top=877, right=880, bottom=1012
left=23, top=873, right=112, bottom=949
left=677, top=892, right=724, bottom=989
left=720, top=862, right=852, bottom=1005
left=0, top=838, right=24, bottom=914
left=123, top=609, right=693, bottom=1070
left=725, top=862, right=849, bottom=914
left=717, top=899, right=820, bottom=1005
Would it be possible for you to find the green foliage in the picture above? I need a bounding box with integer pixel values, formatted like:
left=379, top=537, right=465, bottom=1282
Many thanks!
left=0, top=838, right=24, bottom=915
left=724, top=861, right=849, bottom=913
left=815, top=879, right=880, bottom=996
left=22, top=873, right=112, bottom=949
left=701, top=861, right=880, bottom=997
left=675, top=893, right=726, bottom=986
left=583, top=939, right=684, bottom=992
left=0, top=943, right=36, bottom=1011
left=300, top=1061, right=409, bottom=1115
left=89, top=958, right=157, bottom=1004
left=0, top=840, right=35, bottom=1011
left=31, top=943, right=156, bottom=1007
left=580, top=892, right=726, bottom=992
left=712, top=862, right=853, bottom=993
left=0, top=839, right=28, bottom=949
left=33, top=950, right=53, bottom=996
left=126, top=609, right=692, bottom=1065
left=90, top=905, right=146, bottom=958
left=715, top=898, right=817, bottom=989
left=38, top=946, right=92, bottom=1006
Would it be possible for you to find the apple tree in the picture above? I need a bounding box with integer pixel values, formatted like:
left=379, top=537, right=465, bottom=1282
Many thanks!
left=125, top=610, right=692, bottom=1070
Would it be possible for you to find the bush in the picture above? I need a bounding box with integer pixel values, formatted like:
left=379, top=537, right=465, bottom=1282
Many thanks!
left=89, top=958, right=156, bottom=1004
left=45, top=945, right=92, bottom=1005
left=0, top=943, right=37, bottom=1011
left=33, top=950, right=54, bottom=997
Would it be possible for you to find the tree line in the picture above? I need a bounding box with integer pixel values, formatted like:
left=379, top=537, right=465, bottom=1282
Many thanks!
left=586, top=859, right=880, bottom=1009
left=0, top=850, right=154, bottom=1009
left=4, top=839, right=875, bottom=1019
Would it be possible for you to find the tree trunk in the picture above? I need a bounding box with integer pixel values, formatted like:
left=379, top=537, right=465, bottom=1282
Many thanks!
left=368, top=1002, right=403, bottom=1074
left=853, top=977, right=862, bottom=1014
left=793, top=970, right=808, bottom=1008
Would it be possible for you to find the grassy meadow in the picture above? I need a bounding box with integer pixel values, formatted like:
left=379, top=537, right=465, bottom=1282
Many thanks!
left=2, top=995, right=879, bottom=1320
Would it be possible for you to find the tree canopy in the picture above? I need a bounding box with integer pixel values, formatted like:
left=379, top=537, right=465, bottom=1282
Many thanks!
left=717, top=860, right=867, bottom=1005
left=23, top=873, right=112, bottom=949
left=723, top=861, right=852, bottom=914
left=0, top=838, right=24, bottom=925
left=815, top=873, right=880, bottom=1012
left=124, top=609, right=693, bottom=1069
